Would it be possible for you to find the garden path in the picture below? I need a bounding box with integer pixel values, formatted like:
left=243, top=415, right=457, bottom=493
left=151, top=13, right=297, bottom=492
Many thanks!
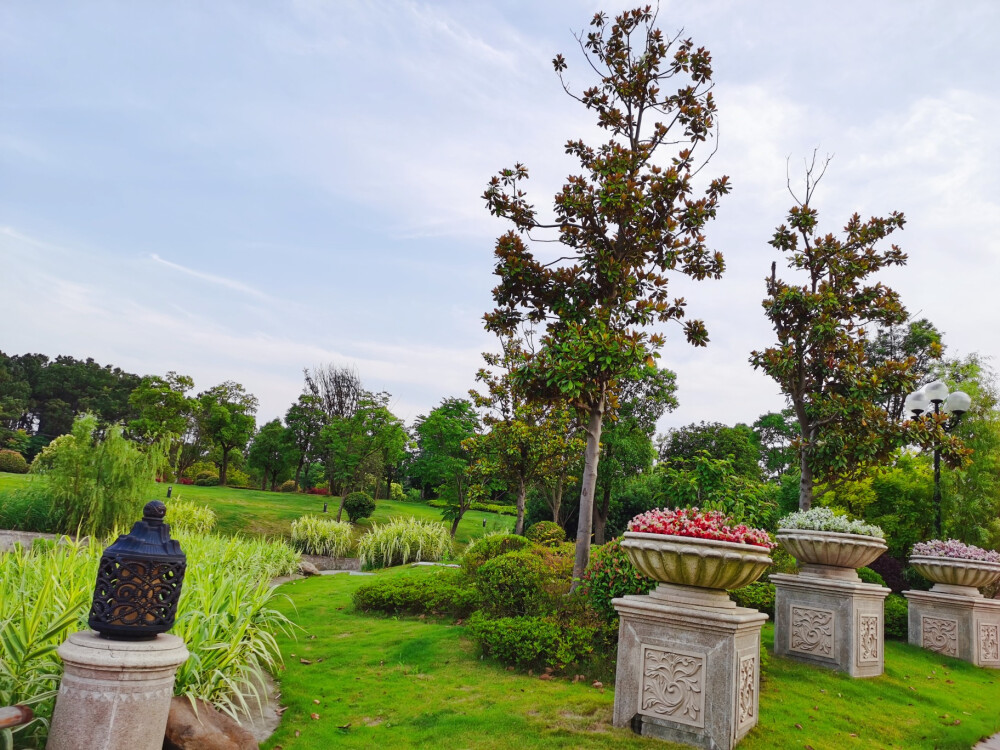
left=975, top=731, right=1000, bottom=749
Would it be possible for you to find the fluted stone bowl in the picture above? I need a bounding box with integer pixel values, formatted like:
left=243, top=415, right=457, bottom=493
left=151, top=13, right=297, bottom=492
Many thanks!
left=777, top=528, right=887, bottom=570
left=909, top=555, right=1000, bottom=593
left=621, top=532, right=773, bottom=591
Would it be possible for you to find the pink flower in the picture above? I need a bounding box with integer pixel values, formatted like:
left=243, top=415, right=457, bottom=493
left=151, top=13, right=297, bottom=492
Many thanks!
left=627, top=507, right=774, bottom=550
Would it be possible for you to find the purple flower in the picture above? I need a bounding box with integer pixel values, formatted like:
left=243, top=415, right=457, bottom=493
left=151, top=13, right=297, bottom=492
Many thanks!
left=911, top=539, right=1000, bottom=563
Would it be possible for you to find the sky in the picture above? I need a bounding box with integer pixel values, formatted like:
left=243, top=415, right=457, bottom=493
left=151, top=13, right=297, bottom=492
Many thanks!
left=2, top=0, right=998, bottom=434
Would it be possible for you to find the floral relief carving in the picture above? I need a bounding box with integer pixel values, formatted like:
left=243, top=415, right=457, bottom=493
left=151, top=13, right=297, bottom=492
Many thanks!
left=979, top=623, right=1000, bottom=663
left=922, top=616, right=958, bottom=657
left=859, top=614, right=880, bottom=664
left=790, top=607, right=834, bottom=657
left=640, top=646, right=705, bottom=728
left=737, top=654, right=756, bottom=727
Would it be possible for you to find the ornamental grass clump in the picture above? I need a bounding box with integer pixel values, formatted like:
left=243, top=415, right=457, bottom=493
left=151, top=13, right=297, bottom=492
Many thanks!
left=357, top=517, right=452, bottom=569
left=165, top=498, right=217, bottom=535
left=911, top=539, right=1000, bottom=563
left=778, top=507, right=884, bottom=537
left=290, top=515, right=353, bottom=557
left=628, top=507, right=774, bottom=549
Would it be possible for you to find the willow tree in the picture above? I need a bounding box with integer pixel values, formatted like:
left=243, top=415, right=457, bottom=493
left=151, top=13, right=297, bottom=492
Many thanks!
left=483, top=7, right=729, bottom=583
left=750, top=157, right=967, bottom=510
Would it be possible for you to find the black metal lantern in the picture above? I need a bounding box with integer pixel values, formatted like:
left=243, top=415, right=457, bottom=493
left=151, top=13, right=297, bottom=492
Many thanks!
left=88, top=500, right=187, bottom=640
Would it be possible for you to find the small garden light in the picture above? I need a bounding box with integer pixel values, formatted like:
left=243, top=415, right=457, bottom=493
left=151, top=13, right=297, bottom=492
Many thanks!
left=88, top=500, right=187, bottom=640
left=904, top=380, right=971, bottom=536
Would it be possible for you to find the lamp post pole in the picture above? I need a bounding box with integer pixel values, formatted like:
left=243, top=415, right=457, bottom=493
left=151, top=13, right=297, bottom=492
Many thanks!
left=903, top=381, right=971, bottom=538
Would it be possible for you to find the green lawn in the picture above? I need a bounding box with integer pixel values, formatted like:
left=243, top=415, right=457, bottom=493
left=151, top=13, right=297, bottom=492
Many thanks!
left=265, top=568, right=1000, bottom=750
left=0, top=472, right=512, bottom=545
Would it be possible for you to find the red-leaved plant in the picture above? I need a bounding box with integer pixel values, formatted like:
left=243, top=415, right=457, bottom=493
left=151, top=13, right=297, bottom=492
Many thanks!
left=628, top=507, right=774, bottom=550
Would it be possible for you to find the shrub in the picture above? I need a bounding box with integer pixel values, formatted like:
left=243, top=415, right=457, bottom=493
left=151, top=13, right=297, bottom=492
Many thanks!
left=183, top=461, right=218, bottom=480
left=405, top=488, right=422, bottom=502
left=0, top=485, right=61, bottom=533
left=357, top=518, right=452, bottom=569
left=476, top=550, right=545, bottom=617
left=730, top=581, right=776, bottom=617
left=194, top=476, right=220, bottom=487
left=165, top=498, right=217, bottom=535
left=195, top=471, right=215, bottom=482
left=579, top=537, right=655, bottom=625
left=390, top=482, right=405, bottom=501
left=462, top=533, right=532, bottom=575
left=306, top=487, right=330, bottom=496
left=884, top=593, right=908, bottom=639
left=177, top=477, right=193, bottom=485
left=343, top=491, right=376, bottom=523
left=279, top=479, right=297, bottom=493
left=467, top=611, right=598, bottom=670
left=226, top=468, right=252, bottom=488
left=352, top=568, right=479, bottom=618
left=857, top=567, right=886, bottom=586
left=290, top=515, right=353, bottom=557
left=525, top=521, right=565, bottom=547
left=0, top=449, right=28, bottom=474
left=778, top=507, right=884, bottom=537
left=28, top=415, right=167, bottom=537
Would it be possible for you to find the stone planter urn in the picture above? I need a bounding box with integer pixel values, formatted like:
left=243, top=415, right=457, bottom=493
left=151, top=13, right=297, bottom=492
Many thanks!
left=772, top=529, right=889, bottom=678
left=777, top=528, right=887, bottom=581
left=613, top=531, right=773, bottom=749
left=905, top=555, right=1000, bottom=668
left=909, top=556, right=1000, bottom=597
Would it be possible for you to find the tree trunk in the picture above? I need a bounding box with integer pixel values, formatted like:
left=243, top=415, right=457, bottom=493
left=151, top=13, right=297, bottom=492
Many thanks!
left=385, top=465, right=393, bottom=500
left=570, top=401, right=605, bottom=592
left=450, top=515, right=462, bottom=538
left=260, top=475, right=267, bottom=491
left=220, top=447, right=229, bottom=486
left=514, top=477, right=527, bottom=535
left=798, top=446, right=814, bottom=510
left=293, top=456, right=305, bottom=489
left=594, top=483, right=611, bottom=546
left=336, top=495, right=346, bottom=521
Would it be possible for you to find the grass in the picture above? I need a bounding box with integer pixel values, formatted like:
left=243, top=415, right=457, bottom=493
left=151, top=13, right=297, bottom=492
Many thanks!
left=264, top=567, right=1000, bottom=750
left=0, top=472, right=512, bottom=545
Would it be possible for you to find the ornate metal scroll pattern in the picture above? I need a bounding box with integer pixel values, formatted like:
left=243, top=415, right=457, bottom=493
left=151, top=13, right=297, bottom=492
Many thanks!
left=790, top=607, right=834, bottom=656
left=89, top=556, right=186, bottom=632
left=859, top=614, right=879, bottom=663
left=641, top=648, right=704, bottom=727
left=980, top=623, right=1000, bottom=663
left=922, top=617, right=958, bottom=657
left=738, top=654, right=756, bottom=726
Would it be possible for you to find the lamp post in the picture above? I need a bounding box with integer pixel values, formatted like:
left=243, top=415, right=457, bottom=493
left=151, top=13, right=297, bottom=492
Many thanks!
left=903, top=380, right=971, bottom=537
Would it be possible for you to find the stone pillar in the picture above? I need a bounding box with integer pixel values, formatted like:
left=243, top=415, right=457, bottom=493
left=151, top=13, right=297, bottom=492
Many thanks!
left=613, top=586, right=768, bottom=750
left=47, top=631, right=189, bottom=750
left=904, top=589, right=1000, bottom=668
left=771, top=572, right=889, bottom=677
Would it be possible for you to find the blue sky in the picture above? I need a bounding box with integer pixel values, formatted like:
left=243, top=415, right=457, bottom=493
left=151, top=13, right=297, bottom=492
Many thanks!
left=2, top=1, right=998, bottom=431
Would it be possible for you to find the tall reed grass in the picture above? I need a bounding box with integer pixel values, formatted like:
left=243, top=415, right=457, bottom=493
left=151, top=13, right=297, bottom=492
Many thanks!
left=0, top=532, right=300, bottom=749
left=290, top=515, right=353, bottom=557
left=357, top=517, right=452, bottom=569
left=165, top=497, right=217, bottom=534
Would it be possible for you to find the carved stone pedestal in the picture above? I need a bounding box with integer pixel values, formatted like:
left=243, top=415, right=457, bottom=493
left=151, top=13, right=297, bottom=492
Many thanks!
left=904, top=589, right=1000, bottom=668
left=772, top=572, right=889, bottom=677
left=612, top=585, right=768, bottom=749
left=47, top=631, right=189, bottom=750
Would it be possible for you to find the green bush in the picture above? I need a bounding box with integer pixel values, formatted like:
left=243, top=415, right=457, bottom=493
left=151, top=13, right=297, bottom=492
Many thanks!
left=0, top=449, right=28, bottom=474
left=525, top=521, right=565, bottom=547
left=194, top=476, right=220, bottom=487
left=290, top=515, right=353, bottom=557
left=578, top=537, right=655, bottom=625
left=357, top=518, right=452, bottom=569
left=165, top=498, right=217, bottom=534
left=343, top=491, right=376, bottom=523
left=389, top=482, right=405, bottom=501
left=352, top=568, right=479, bottom=618
left=195, top=470, right=215, bottom=482
left=184, top=461, right=217, bottom=480
left=279, top=479, right=297, bottom=493
left=467, top=611, right=598, bottom=670
left=730, top=581, right=776, bottom=617
left=476, top=550, right=545, bottom=617
left=857, top=567, right=886, bottom=586
left=405, top=488, right=421, bottom=502
left=884, top=594, right=908, bottom=640
left=462, top=533, right=531, bottom=575
left=226, top=468, right=252, bottom=488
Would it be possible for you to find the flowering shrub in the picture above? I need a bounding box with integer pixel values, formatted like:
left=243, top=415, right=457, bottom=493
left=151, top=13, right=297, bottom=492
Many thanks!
left=778, top=507, right=884, bottom=538
left=911, top=539, right=1000, bottom=563
left=306, top=487, right=330, bottom=496
left=627, top=507, right=773, bottom=549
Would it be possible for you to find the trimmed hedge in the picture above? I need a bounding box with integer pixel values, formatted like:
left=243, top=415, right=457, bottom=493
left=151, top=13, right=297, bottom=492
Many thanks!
left=525, top=521, right=565, bottom=547
left=885, top=593, right=908, bottom=640
left=343, top=491, right=376, bottom=523
left=0, top=449, right=28, bottom=474
left=730, top=581, right=775, bottom=617
left=857, top=567, right=886, bottom=587
left=462, top=533, right=532, bottom=576
left=352, top=568, right=479, bottom=618
left=467, top=611, right=599, bottom=670
left=476, top=550, right=545, bottom=617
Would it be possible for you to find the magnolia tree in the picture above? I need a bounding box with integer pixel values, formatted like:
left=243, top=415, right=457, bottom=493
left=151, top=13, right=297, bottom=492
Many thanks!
left=483, top=7, right=729, bottom=584
left=750, top=157, right=967, bottom=510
